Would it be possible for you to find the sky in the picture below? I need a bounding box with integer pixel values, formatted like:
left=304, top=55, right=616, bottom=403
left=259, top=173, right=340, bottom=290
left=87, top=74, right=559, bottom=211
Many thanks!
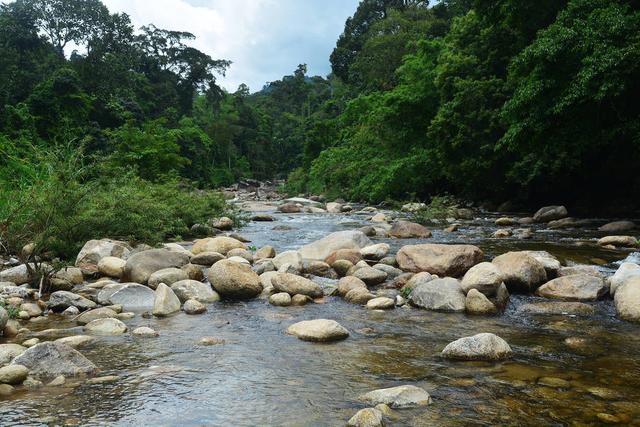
left=100, top=0, right=360, bottom=92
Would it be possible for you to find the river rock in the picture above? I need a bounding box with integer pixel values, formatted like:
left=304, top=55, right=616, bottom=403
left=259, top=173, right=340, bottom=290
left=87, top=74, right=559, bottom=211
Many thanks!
left=373, top=264, right=402, bottom=280
left=397, top=244, right=483, bottom=277
left=11, top=342, right=98, bottom=379
left=55, top=336, right=95, bottom=349
left=337, top=276, right=368, bottom=296
left=533, top=205, right=568, bottom=223
left=353, top=266, right=387, bottom=286
left=558, top=265, right=603, bottom=279
left=255, top=245, right=276, bottom=260
left=75, top=239, right=130, bottom=273
left=210, top=216, right=233, bottom=231
left=614, top=277, right=640, bottom=322
left=366, top=297, right=395, bottom=310
left=273, top=251, right=303, bottom=271
left=278, top=202, right=301, bottom=213
left=492, top=251, right=547, bottom=292
left=0, top=264, right=32, bottom=285
left=147, top=268, right=189, bottom=290
left=227, top=248, right=254, bottom=263
left=286, top=319, right=349, bottom=342
left=299, top=230, right=372, bottom=261
left=190, top=251, right=225, bottom=266
left=0, top=306, right=7, bottom=331
left=269, top=292, right=292, bottom=307
left=442, top=333, right=512, bottom=360
left=76, top=308, right=118, bottom=325
left=524, top=251, right=561, bottom=277
left=51, top=267, right=84, bottom=291
left=325, top=249, right=362, bottom=266
left=409, top=277, right=466, bottom=312
left=108, top=283, right=155, bottom=311
left=272, top=273, right=323, bottom=298
left=48, top=291, right=96, bottom=312
left=495, top=217, right=518, bottom=226
left=610, top=262, right=640, bottom=296
left=598, top=235, right=638, bottom=248
left=359, top=385, right=432, bottom=408
left=403, top=272, right=436, bottom=292
left=97, top=257, right=127, bottom=279
left=465, top=289, right=497, bottom=315
left=461, top=262, right=503, bottom=296
left=347, top=408, right=383, bottom=427
left=326, top=202, right=342, bottom=213
left=345, top=288, right=376, bottom=304
left=516, top=301, right=595, bottom=316
left=191, top=237, right=246, bottom=256
left=536, top=274, right=607, bottom=301
left=84, top=318, right=127, bottom=335
left=208, top=259, right=262, bottom=300
left=123, top=249, right=190, bottom=285
left=132, top=327, right=158, bottom=337
left=0, top=344, right=26, bottom=365
left=360, top=244, right=390, bottom=261
left=0, top=365, right=29, bottom=385
left=183, top=299, right=206, bottom=314
left=152, top=283, right=181, bottom=317
left=291, top=294, right=312, bottom=306
left=252, top=214, right=275, bottom=222
left=599, top=221, right=636, bottom=233
left=389, top=221, right=431, bottom=238
left=170, top=280, right=220, bottom=303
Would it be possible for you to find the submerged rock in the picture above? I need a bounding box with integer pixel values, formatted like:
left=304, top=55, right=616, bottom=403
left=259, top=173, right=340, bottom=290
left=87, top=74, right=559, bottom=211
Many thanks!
left=358, top=385, right=432, bottom=408
left=0, top=344, right=26, bottom=365
left=11, top=342, right=98, bottom=379
left=347, top=408, right=383, bottom=427
left=132, top=326, right=158, bottom=337
left=442, top=333, right=512, bottom=361
left=396, top=244, right=483, bottom=277
left=516, top=301, right=595, bottom=316
left=286, top=319, right=349, bottom=342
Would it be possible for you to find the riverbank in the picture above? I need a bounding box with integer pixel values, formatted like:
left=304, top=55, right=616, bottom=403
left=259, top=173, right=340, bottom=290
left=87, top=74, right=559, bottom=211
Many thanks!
left=1, top=194, right=639, bottom=426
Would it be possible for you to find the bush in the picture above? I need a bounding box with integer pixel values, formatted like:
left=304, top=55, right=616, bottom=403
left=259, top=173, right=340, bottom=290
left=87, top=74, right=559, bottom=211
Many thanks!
left=0, top=143, right=236, bottom=263
left=411, top=195, right=458, bottom=224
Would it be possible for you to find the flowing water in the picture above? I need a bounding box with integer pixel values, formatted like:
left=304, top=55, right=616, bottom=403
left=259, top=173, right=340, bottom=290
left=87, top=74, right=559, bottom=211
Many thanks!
left=1, top=208, right=640, bottom=426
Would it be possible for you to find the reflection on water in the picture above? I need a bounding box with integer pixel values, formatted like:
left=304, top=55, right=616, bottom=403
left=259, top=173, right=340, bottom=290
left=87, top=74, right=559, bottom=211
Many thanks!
left=1, top=209, right=639, bottom=426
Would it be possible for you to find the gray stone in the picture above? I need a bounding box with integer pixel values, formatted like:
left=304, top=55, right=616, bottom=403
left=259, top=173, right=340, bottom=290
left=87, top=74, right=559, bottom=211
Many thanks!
left=347, top=408, right=383, bottom=427
left=516, top=302, right=595, bottom=316
left=389, top=221, right=431, bottom=238
left=0, top=365, right=29, bottom=385
left=358, top=385, right=432, bottom=408
left=442, top=333, right=512, bottom=361
left=11, top=342, right=98, bottom=379
left=286, top=319, right=349, bottom=342
left=171, top=280, right=220, bottom=303
left=75, top=239, right=130, bottom=272
left=108, top=283, right=155, bottom=311
left=536, top=274, right=607, bottom=301
left=0, top=344, right=26, bottom=365
left=353, top=266, right=387, bottom=286
left=366, top=297, right=395, bottom=310
left=147, top=267, right=189, bottom=290
left=183, top=299, right=206, bottom=314
left=123, top=249, right=190, bottom=284
left=614, top=277, right=640, bottom=322
left=271, top=273, right=323, bottom=298
left=461, top=262, right=503, bottom=296
left=84, top=318, right=127, bottom=335
left=610, top=262, right=640, bottom=296
left=48, top=291, right=96, bottom=312
left=397, top=244, right=483, bottom=277
left=492, top=251, right=547, bottom=292
left=533, top=205, right=568, bottom=223
left=409, top=277, right=466, bottom=312
left=190, top=251, right=226, bottom=266
left=208, top=259, right=262, bottom=300
left=153, top=283, right=181, bottom=317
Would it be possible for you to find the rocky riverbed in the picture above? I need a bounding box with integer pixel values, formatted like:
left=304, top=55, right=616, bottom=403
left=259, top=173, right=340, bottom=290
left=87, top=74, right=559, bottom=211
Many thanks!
left=1, top=193, right=640, bottom=426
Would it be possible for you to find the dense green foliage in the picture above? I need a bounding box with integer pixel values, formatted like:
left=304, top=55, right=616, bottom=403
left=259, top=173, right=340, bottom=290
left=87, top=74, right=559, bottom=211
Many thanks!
left=299, top=0, right=640, bottom=211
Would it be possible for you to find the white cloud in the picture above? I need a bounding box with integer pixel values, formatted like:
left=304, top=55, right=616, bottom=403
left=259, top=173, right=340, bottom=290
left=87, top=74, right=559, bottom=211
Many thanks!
left=101, top=0, right=359, bottom=92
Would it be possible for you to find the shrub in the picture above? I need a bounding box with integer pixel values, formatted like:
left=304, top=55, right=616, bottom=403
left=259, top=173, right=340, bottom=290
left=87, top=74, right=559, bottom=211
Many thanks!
left=411, top=195, right=458, bottom=224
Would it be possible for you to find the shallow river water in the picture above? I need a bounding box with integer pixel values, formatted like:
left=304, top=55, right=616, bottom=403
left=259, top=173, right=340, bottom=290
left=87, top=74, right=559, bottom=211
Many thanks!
left=1, top=208, right=640, bottom=426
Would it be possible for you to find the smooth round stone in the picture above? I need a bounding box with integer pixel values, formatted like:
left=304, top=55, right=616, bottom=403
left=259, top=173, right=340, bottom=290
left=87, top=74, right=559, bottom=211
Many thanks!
left=366, top=297, right=395, bottom=310
left=286, top=319, right=349, bottom=342
left=183, top=299, right=207, bottom=315
left=132, top=327, right=158, bottom=337
left=269, top=292, right=292, bottom=307
left=22, top=338, right=40, bottom=348
left=83, top=318, right=128, bottom=335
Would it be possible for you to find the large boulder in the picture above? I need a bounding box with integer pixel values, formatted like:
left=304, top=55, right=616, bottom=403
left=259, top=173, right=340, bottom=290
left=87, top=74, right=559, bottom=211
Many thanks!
left=614, top=277, right=640, bottom=322
left=533, top=205, right=568, bottom=223
left=599, top=221, right=636, bottom=233
left=441, top=333, right=512, bottom=361
left=48, top=291, right=96, bottom=312
left=11, top=342, right=98, bottom=379
left=108, top=283, right=155, bottom=311
left=97, top=257, right=127, bottom=279
left=389, top=221, right=431, bottom=239
left=153, top=283, right=181, bottom=317
left=0, top=264, right=32, bottom=285
left=298, top=231, right=372, bottom=261
left=536, top=274, right=607, bottom=301
left=492, top=252, right=547, bottom=292
left=286, top=319, right=349, bottom=342
left=358, top=385, right=432, bottom=408
left=271, top=273, right=323, bottom=298
left=397, top=244, right=483, bottom=277
left=170, top=280, right=220, bottom=303
left=123, top=249, right=190, bottom=284
left=409, top=277, right=466, bottom=312
left=208, top=259, right=262, bottom=300
left=460, top=262, right=503, bottom=296
left=523, top=251, right=561, bottom=278
left=191, top=237, right=246, bottom=256
left=598, top=235, right=638, bottom=248
left=75, top=239, right=130, bottom=273
left=147, top=267, right=189, bottom=290
left=610, top=262, right=640, bottom=296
